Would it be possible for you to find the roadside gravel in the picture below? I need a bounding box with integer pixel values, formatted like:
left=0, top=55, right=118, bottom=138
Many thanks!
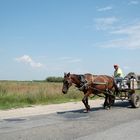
left=0, top=99, right=104, bottom=119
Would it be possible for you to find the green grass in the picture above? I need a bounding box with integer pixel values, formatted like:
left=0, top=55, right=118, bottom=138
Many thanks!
left=0, top=81, right=140, bottom=110
left=0, top=81, right=83, bottom=110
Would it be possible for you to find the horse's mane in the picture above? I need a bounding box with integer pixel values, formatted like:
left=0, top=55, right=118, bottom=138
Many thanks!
left=73, top=74, right=84, bottom=80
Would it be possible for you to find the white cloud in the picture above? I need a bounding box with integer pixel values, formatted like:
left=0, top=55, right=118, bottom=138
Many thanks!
left=68, top=59, right=81, bottom=63
left=128, top=0, right=139, bottom=5
left=59, top=57, right=82, bottom=63
left=100, top=37, right=140, bottom=50
left=100, top=22, right=140, bottom=49
left=111, top=23, right=140, bottom=35
left=94, top=17, right=118, bottom=30
left=59, top=57, right=72, bottom=60
left=15, top=55, right=43, bottom=68
left=97, top=6, right=112, bottom=12
left=99, top=39, right=139, bottom=49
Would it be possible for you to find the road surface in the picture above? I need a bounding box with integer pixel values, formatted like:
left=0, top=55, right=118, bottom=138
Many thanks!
left=0, top=100, right=140, bottom=140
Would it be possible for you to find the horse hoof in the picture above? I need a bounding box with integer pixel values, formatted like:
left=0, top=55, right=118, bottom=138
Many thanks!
left=104, top=106, right=110, bottom=110
left=87, top=105, right=91, bottom=110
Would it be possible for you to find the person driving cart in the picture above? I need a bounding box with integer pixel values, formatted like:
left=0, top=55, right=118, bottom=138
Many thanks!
left=113, top=64, right=124, bottom=88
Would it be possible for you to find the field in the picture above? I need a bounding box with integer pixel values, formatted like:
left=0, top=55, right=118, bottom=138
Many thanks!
left=1, top=81, right=140, bottom=110
left=0, top=81, right=83, bottom=110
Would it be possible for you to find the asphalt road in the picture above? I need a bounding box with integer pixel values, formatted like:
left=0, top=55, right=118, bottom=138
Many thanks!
left=0, top=101, right=140, bottom=140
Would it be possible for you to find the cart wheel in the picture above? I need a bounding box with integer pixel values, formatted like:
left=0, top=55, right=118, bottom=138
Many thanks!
left=130, top=93, right=140, bottom=108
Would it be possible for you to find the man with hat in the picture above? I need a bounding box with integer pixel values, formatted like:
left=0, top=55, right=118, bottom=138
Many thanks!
left=114, top=64, right=124, bottom=88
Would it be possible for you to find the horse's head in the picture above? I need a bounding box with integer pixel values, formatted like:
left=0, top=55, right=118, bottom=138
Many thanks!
left=62, top=72, right=72, bottom=94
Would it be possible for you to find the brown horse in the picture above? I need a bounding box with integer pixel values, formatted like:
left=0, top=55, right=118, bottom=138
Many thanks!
left=62, top=72, right=117, bottom=112
left=62, top=72, right=94, bottom=110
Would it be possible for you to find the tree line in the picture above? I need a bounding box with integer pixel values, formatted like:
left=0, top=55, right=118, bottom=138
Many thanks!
left=45, top=76, right=63, bottom=82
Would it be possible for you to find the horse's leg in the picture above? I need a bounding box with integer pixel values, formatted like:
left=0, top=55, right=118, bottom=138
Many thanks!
left=82, top=92, right=91, bottom=112
left=103, top=94, right=108, bottom=109
left=84, top=92, right=90, bottom=110
left=109, top=95, right=115, bottom=106
left=86, top=97, right=90, bottom=110
left=104, top=94, right=111, bottom=110
left=108, top=95, right=112, bottom=109
left=108, top=90, right=115, bottom=107
left=82, top=96, right=89, bottom=112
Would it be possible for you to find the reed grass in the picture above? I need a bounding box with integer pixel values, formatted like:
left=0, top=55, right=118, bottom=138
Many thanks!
left=1, top=81, right=139, bottom=110
left=0, top=81, right=83, bottom=109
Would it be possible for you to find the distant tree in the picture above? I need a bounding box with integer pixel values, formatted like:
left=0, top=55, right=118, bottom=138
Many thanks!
left=46, top=76, right=63, bottom=82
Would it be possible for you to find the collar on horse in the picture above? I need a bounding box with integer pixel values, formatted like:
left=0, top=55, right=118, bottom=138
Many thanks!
left=74, top=75, right=86, bottom=88
left=79, top=75, right=86, bottom=83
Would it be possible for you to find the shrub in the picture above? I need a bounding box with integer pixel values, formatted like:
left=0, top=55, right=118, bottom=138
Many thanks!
left=46, top=76, right=63, bottom=82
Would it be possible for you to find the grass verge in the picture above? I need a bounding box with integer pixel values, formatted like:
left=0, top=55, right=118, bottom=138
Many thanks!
left=0, top=81, right=140, bottom=110
left=0, top=81, right=83, bottom=110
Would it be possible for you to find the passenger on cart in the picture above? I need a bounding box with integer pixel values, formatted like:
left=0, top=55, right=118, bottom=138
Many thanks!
left=113, top=64, right=124, bottom=89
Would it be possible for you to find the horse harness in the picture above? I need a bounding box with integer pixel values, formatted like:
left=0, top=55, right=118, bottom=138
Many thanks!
left=89, top=76, right=114, bottom=97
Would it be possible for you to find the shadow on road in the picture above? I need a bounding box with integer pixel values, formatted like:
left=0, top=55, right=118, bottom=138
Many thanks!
left=57, top=101, right=131, bottom=115
left=112, top=101, right=131, bottom=108
left=57, top=106, right=103, bottom=115
left=4, top=118, right=26, bottom=122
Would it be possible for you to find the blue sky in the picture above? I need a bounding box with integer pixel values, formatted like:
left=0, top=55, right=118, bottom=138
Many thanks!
left=0, top=0, right=140, bottom=80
